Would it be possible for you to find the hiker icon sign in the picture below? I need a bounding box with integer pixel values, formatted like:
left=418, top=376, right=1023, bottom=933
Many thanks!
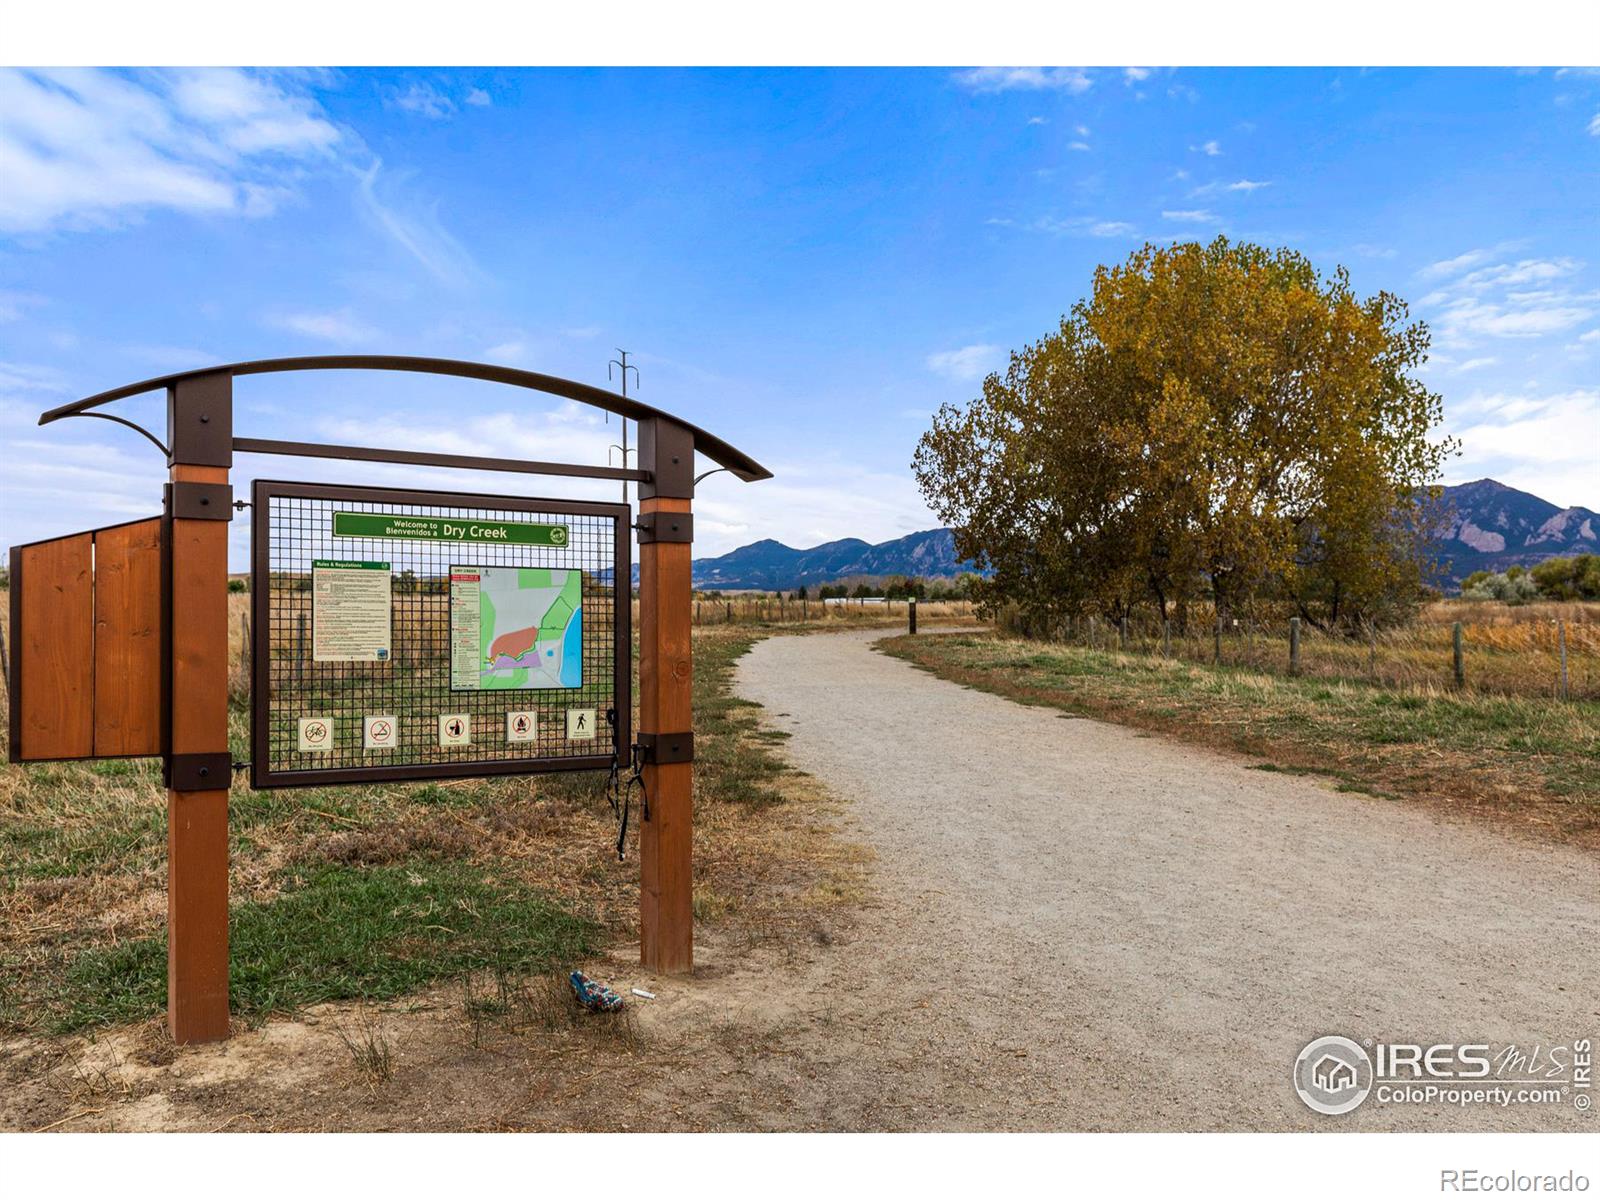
left=566, top=709, right=596, bottom=740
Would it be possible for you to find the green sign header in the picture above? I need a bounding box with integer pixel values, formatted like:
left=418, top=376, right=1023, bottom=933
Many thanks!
left=333, top=512, right=569, bottom=547
left=312, top=559, right=390, bottom=571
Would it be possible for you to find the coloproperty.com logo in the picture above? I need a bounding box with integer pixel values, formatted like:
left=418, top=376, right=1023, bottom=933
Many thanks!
left=1293, top=1035, right=1593, bottom=1116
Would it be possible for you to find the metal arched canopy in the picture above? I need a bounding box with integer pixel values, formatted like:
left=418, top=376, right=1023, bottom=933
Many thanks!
left=37, top=354, right=772, bottom=483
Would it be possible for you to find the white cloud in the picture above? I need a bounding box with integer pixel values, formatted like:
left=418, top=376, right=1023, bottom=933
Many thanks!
left=1023, top=216, right=1136, bottom=238
left=1162, top=209, right=1217, bottom=223
left=1447, top=387, right=1600, bottom=509
left=354, top=160, right=480, bottom=288
left=1026, top=115, right=1047, bottom=126
left=1123, top=67, right=1152, bottom=83
left=927, top=344, right=1002, bottom=382
left=1227, top=179, right=1269, bottom=192
left=465, top=88, right=492, bottom=108
left=1589, top=111, right=1600, bottom=136
left=1074, top=124, right=1090, bottom=137
left=1456, top=357, right=1498, bottom=372
left=953, top=67, right=1092, bottom=94
left=268, top=308, right=379, bottom=344
left=1420, top=257, right=1594, bottom=345
left=1191, top=140, right=1221, bottom=156
left=0, top=68, right=340, bottom=234
left=389, top=81, right=455, bottom=119
left=1418, top=248, right=1494, bottom=280
left=1353, top=243, right=1397, bottom=259
left=1068, top=141, right=1091, bottom=152
left=0, top=289, right=45, bottom=322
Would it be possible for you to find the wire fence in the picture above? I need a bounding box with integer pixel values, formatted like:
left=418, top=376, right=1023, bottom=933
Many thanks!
left=1000, top=601, right=1600, bottom=701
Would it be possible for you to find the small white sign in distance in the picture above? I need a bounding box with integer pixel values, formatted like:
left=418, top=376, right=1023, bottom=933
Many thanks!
left=297, top=717, right=333, bottom=753
left=506, top=711, right=537, bottom=743
left=438, top=713, right=472, bottom=747
left=566, top=708, right=596, bottom=740
left=363, top=715, right=398, bottom=751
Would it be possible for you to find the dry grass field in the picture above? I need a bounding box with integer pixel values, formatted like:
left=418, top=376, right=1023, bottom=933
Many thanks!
left=1022, top=600, right=1600, bottom=700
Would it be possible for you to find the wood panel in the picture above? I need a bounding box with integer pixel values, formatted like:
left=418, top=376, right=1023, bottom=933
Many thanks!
left=639, top=495, right=695, bottom=975
left=166, top=461, right=232, bottom=1043
left=92, top=518, right=163, bottom=756
left=15, top=532, right=94, bottom=759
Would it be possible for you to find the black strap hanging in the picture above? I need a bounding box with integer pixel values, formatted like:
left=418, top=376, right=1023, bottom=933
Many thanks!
left=604, top=708, right=650, bottom=861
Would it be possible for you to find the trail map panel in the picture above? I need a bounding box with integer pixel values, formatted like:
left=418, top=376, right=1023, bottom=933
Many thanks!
left=251, top=481, right=629, bottom=789
left=450, top=566, right=583, bottom=690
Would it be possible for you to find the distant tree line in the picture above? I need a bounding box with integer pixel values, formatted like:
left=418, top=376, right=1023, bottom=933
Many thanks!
left=914, top=238, right=1456, bottom=633
left=1461, top=555, right=1600, bottom=603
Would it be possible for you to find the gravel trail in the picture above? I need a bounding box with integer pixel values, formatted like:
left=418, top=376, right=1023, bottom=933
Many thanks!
left=735, top=629, right=1600, bottom=1130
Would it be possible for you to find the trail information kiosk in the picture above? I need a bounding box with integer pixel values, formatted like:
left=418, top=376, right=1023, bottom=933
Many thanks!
left=7, top=355, right=770, bottom=1043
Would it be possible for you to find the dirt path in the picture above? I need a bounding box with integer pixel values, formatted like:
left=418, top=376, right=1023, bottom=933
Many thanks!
left=732, top=629, right=1600, bottom=1130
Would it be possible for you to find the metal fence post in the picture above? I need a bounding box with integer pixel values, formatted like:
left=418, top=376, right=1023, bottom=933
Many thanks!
left=1289, top=617, right=1301, bottom=676
left=1452, top=622, right=1465, bottom=688
left=909, top=596, right=917, bottom=635
left=1163, top=618, right=1171, bottom=659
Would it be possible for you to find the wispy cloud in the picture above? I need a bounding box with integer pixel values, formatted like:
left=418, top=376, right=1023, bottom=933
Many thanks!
left=927, top=344, right=1003, bottom=382
left=1420, top=256, right=1594, bottom=345
left=267, top=308, right=380, bottom=344
left=1162, top=209, right=1217, bottom=223
left=0, top=289, right=45, bottom=323
left=388, top=81, right=455, bottom=119
left=1123, top=67, right=1152, bottom=83
left=0, top=68, right=340, bottom=235
left=354, top=160, right=480, bottom=288
left=1191, top=140, right=1222, bottom=156
left=465, top=87, right=492, bottom=108
left=953, top=68, right=1092, bottom=95
left=1418, top=248, right=1495, bottom=280
left=1589, top=111, right=1600, bottom=136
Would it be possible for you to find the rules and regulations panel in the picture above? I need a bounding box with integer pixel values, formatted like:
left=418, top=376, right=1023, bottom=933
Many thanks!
left=250, top=480, right=629, bottom=788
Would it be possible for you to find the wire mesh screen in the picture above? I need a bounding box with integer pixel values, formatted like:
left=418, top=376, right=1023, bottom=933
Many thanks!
left=250, top=480, right=629, bottom=789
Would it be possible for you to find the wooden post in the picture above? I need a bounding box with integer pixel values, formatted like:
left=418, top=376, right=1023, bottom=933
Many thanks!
left=1368, top=622, right=1377, bottom=680
left=165, top=372, right=233, bottom=1043
left=1452, top=622, right=1465, bottom=689
left=1214, top=616, right=1222, bottom=665
left=1119, top=615, right=1128, bottom=650
left=1163, top=619, right=1171, bottom=659
left=1289, top=617, right=1301, bottom=676
left=908, top=596, right=917, bottom=635
left=1558, top=619, right=1569, bottom=701
left=637, top=419, right=694, bottom=975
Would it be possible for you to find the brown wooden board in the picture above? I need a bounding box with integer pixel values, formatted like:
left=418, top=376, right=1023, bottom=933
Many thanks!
left=12, top=532, right=94, bottom=760
left=638, top=494, right=694, bottom=975
left=92, top=517, right=164, bottom=756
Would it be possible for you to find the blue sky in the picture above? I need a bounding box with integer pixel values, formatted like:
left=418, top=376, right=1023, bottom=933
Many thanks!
left=2, top=66, right=1597, bottom=564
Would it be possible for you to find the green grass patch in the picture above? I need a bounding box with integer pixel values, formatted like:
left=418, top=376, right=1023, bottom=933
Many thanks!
left=53, top=860, right=594, bottom=1033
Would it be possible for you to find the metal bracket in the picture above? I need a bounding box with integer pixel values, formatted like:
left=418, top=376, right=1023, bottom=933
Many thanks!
left=167, top=481, right=235, bottom=520
left=634, top=732, right=694, bottom=765
left=635, top=512, right=694, bottom=544
left=166, top=751, right=234, bottom=790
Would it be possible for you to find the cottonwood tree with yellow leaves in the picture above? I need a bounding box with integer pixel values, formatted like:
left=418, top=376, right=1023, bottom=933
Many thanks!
left=914, top=238, right=1456, bottom=631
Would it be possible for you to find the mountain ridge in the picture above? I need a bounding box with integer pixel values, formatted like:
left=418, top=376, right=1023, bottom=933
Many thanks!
left=686, top=480, right=1598, bottom=592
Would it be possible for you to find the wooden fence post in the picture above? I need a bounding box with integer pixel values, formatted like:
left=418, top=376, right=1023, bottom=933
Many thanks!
left=1558, top=619, right=1569, bottom=701
left=1368, top=622, right=1377, bottom=680
left=637, top=418, right=695, bottom=976
left=1162, top=619, right=1171, bottom=659
left=1289, top=617, right=1301, bottom=676
left=1452, top=622, right=1465, bottom=689
left=165, top=371, right=233, bottom=1043
left=1213, top=616, right=1222, bottom=665
left=1119, top=615, right=1128, bottom=650
left=909, top=597, right=917, bottom=635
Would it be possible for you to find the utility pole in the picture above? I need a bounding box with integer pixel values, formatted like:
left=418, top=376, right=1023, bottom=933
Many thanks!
left=608, top=349, right=640, bottom=507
